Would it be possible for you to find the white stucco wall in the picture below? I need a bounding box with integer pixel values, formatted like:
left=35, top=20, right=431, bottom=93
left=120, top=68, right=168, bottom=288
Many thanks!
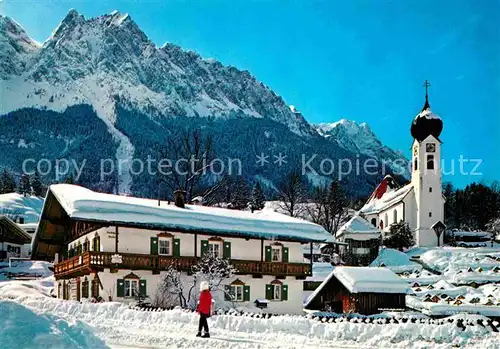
left=66, top=227, right=305, bottom=263
left=57, top=271, right=305, bottom=315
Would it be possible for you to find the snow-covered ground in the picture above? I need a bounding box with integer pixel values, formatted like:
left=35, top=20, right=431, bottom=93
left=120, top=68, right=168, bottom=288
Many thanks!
left=1, top=260, right=499, bottom=348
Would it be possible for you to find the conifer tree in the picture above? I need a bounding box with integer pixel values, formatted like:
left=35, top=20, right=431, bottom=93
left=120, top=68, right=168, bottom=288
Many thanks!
left=251, top=181, right=266, bottom=210
left=19, top=174, right=31, bottom=196
left=383, top=221, right=414, bottom=251
left=0, top=170, right=17, bottom=194
left=31, top=170, right=43, bottom=197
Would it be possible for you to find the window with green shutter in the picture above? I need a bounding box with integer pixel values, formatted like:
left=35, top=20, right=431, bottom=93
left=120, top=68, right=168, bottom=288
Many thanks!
left=150, top=237, right=158, bottom=255
left=282, top=247, right=289, bottom=262
left=201, top=240, right=209, bottom=256
left=117, top=279, right=124, bottom=297
left=265, top=246, right=272, bottom=262
left=265, top=284, right=273, bottom=300
left=173, top=238, right=181, bottom=257
left=139, top=279, right=147, bottom=297
left=282, top=285, right=288, bottom=301
left=223, top=241, right=231, bottom=259
left=243, top=285, right=250, bottom=301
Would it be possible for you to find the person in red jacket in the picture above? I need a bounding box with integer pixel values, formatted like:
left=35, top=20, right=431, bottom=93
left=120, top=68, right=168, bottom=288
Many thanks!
left=196, top=281, right=212, bottom=338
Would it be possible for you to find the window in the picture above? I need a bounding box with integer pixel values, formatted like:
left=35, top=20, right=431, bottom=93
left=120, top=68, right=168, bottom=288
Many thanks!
left=208, top=241, right=222, bottom=258
left=272, top=284, right=281, bottom=300
left=271, top=245, right=282, bottom=262
left=393, top=209, right=397, bottom=223
left=158, top=237, right=172, bottom=256
left=429, top=212, right=432, bottom=218
left=230, top=285, right=244, bottom=301
left=371, top=218, right=377, bottom=227
left=427, top=154, right=435, bottom=170
left=414, top=157, right=418, bottom=171
left=92, top=235, right=100, bottom=252
left=429, top=187, right=433, bottom=193
left=124, top=279, right=139, bottom=297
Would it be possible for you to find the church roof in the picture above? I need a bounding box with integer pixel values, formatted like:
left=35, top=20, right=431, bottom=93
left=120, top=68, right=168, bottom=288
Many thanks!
left=360, top=177, right=413, bottom=215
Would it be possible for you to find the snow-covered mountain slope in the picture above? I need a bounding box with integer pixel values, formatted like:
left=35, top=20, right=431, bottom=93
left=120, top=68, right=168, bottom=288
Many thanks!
left=0, top=10, right=408, bottom=197
left=1, top=10, right=315, bottom=137
left=314, top=119, right=410, bottom=178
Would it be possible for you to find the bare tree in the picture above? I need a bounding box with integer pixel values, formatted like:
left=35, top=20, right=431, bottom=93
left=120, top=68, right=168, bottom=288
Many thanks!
left=155, top=255, right=237, bottom=310
left=277, top=170, right=307, bottom=217
left=158, top=129, right=215, bottom=202
left=306, top=181, right=350, bottom=235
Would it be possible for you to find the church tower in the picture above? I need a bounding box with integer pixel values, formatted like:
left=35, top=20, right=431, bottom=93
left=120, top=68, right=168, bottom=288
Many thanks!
left=410, top=81, right=445, bottom=246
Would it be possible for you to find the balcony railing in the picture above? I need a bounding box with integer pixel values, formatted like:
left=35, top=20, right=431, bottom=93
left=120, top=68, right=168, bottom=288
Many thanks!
left=54, top=251, right=312, bottom=279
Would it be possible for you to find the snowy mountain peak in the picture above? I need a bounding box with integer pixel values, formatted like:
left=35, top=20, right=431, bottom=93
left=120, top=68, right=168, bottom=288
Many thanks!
left=314, top=119, right=409, bottom=178
left=0, top=15, right=41, bottom=78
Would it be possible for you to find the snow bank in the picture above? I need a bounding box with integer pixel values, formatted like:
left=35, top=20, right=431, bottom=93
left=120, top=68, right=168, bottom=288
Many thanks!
left=0, top=260, right=53, bottom=281
left=420, top=249, right=499, bottom=273
left=370, top=248, right=422, bottom=273
left=0, top=300, right=108, bottom=349
left=10, top=296, right=498, bottom=348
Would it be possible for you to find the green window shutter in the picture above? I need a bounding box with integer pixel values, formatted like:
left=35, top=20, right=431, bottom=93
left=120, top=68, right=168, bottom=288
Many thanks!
left=282, top=247, right=289, bottom=262
left=265, top=246, right=272, bottom=262
left=117, top=279, right=124, bottom=297
left=265, top=284, right=273, bottom=300
left=150, top=237, right=158, bottom=255
left=243, top=285, right=250, bottom=301
left=282, top=285, right=288, bottom=301
left=224, top=285, right=232, bottom=301
left=201, top=240, right=209, bottom=256
left=140, top=279, right=147, bottom=297
left=173, top=238, right=181, bottom=257
left=223, top=241, right=231, bottom=259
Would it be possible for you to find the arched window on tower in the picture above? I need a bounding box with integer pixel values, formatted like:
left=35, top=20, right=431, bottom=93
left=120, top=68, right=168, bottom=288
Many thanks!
left=427, top=154, right=435, bottom=170
left=393, top=209, right=398, bottom=223
left=371, top=218, right=377, bottom=227
left=414, top=157, right=418, bottom=171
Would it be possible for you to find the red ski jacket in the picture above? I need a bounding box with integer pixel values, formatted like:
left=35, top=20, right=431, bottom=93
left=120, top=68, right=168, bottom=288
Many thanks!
left=197, top=290, right=212, bottom=315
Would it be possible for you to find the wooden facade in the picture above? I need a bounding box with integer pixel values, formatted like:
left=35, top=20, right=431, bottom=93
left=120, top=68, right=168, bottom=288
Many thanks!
left=305, top=274, right=406, bottom=315
left=54, top=251, right=312, bottom=280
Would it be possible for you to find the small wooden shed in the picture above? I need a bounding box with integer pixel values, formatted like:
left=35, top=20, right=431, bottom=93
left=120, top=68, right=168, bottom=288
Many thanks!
left=304, top=267, right=409, bottom=315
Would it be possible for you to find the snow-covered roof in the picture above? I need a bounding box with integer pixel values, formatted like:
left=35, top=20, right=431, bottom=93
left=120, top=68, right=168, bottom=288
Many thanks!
left=305, top=266, right=409, bottom=308
left=447, top=231, right=492, bottom=238
left=336, top=215, right=380, bottom=238
left=40, top=184, right=333, bottom=243
left=361, top=179, right=413, bottom=215
left=333, top=267, right=410, bottom=294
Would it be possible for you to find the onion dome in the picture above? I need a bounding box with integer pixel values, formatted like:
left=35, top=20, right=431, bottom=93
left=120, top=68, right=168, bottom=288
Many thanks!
left=411, top=84, right=443, bottom=142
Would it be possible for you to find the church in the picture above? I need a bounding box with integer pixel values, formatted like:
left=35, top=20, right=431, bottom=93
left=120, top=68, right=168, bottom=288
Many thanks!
left=360, top=81, right=446, bottom=247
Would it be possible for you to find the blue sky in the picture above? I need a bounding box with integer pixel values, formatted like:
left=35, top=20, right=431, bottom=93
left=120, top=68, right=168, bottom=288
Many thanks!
left=1, top=0, right=498, bottom=187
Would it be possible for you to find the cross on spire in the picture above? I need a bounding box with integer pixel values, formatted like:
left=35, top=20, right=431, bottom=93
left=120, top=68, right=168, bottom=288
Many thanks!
left=422, top=80, right=431, bottom=109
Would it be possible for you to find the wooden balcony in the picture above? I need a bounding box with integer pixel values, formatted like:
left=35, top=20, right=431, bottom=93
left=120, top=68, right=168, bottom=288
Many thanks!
left=54, top=251, right=312, bottom=279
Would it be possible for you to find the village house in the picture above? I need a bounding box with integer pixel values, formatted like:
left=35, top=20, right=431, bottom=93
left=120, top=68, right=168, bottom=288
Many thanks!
left=304, top=267, right=409, bottom=315
left=334, top=215, right=381, bottom=266
left=31, top=184, right=333, bottom=314
left=0, top=215, right=32, bottom=261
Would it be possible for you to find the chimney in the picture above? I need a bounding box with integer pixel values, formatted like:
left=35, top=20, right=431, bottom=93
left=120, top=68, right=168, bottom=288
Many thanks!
left=173, top=190, right=186, bottom=208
